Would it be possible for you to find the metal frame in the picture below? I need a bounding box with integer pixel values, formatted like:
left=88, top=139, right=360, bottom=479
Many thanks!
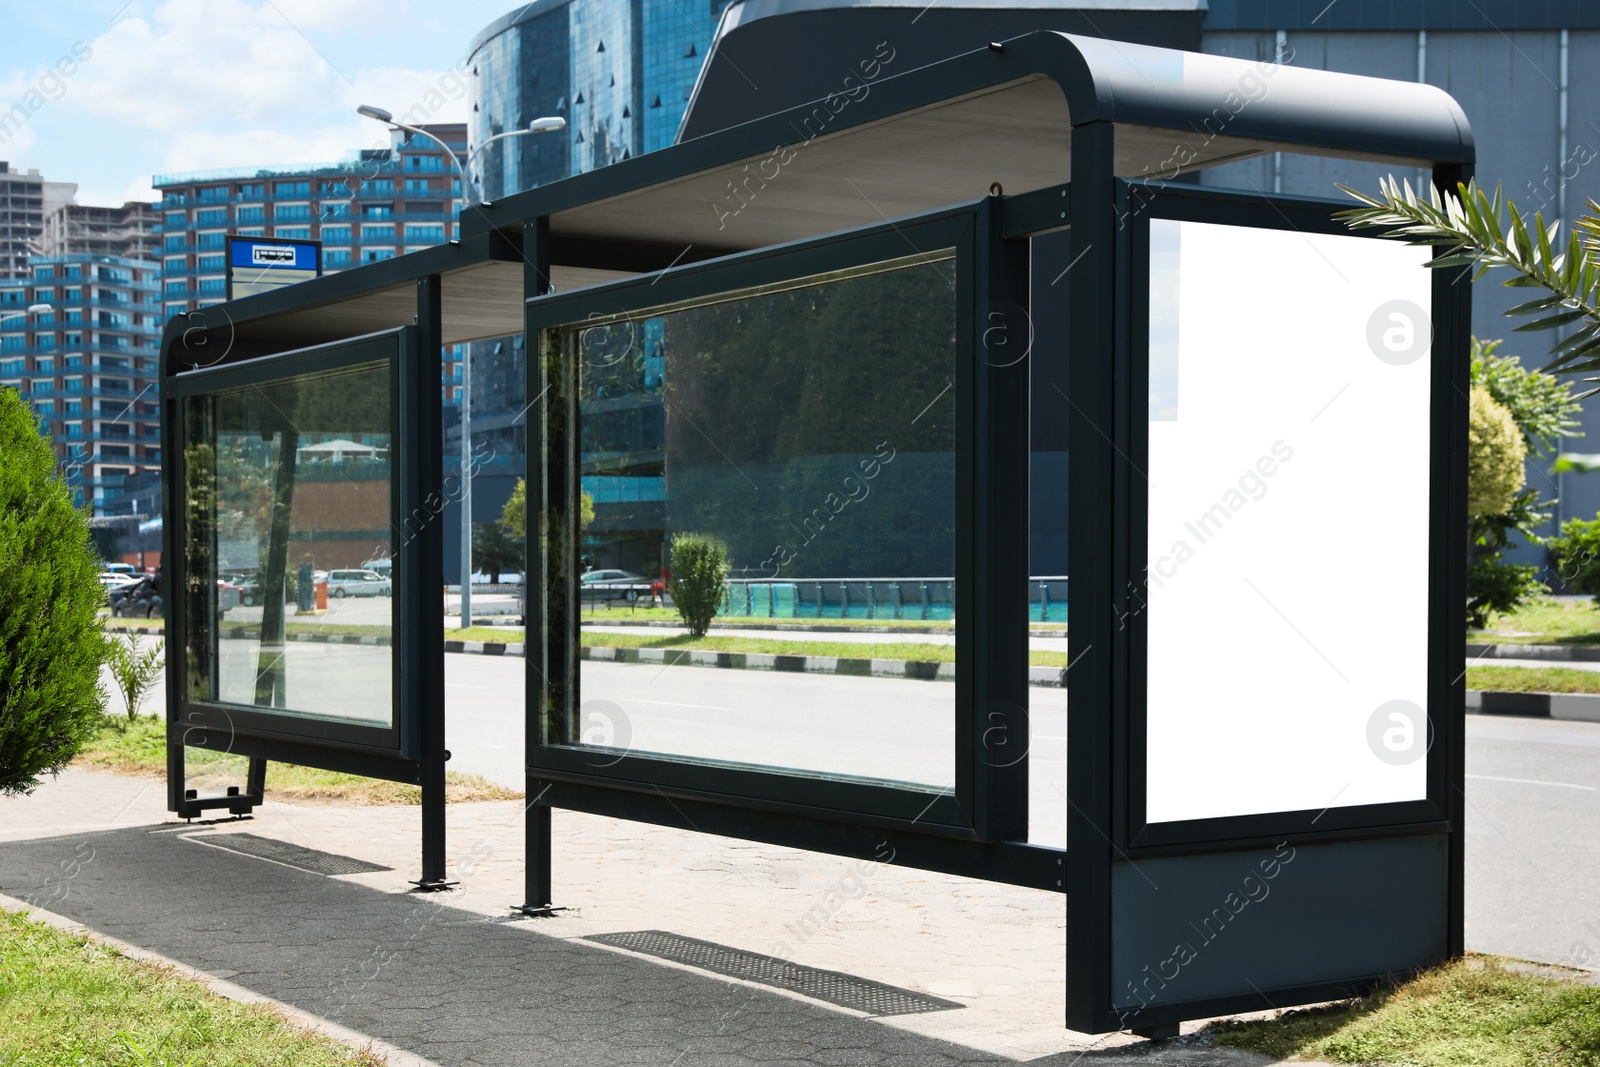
left=1062, top=156, right=1470, bottom=1034
left=161, top=322, right=450, bottom=885
left=155, top=28, right=1479, bottom=1034
left=1121, top=180, right=1454, bottom=849
left=522, top=204, right=1034, bottom=844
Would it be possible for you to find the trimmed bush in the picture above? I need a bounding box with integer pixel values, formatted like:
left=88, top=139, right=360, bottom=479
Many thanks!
left=667, top=533, right=729, bottom=637
left=0, top=386, right=108, bottom=795
left=1467, top=384, right=1526, bottom=518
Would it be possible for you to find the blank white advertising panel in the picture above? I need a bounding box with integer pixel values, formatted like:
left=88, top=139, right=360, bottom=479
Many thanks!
left=1144, top=219, right=1433, bottom=823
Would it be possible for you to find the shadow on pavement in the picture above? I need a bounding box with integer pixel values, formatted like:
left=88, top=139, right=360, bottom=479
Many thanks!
left=0, top=824, right=1259, bottom=1066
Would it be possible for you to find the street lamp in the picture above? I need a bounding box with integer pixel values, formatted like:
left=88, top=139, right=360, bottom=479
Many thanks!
left=0, top=303, right=53, bottom=324
left=358, top=105, right=565, bottom=627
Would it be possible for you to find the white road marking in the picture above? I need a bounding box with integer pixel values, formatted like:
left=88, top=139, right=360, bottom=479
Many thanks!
left=1467, top=773, right=1596, bottom=792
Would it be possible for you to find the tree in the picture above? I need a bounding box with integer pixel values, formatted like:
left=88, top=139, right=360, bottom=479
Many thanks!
left=1465, top=339, right=1582, bottom=627
left=667, top=533, right=729, bottom=637
left=500, top=478, right=593, bottom=541
left=0, top=386, right=108, bottom=795
left=472, top=519, right=523, bottom=582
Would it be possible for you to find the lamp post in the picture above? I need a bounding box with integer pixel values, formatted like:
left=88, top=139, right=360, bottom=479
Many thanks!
left=357, top=106, right=565, bottom=626
left=0, top=303, right=53, bottom=325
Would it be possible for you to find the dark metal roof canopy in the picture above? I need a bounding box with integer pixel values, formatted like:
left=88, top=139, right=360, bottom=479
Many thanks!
left=162, top=31, right=1470, bottom=367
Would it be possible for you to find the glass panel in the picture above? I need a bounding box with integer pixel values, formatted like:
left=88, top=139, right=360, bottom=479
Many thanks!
left=183, top=362, right=394, bottom=727
left=553, top=254, right=959, bottom=789
left=1144, top=219, right=1432, bottom=823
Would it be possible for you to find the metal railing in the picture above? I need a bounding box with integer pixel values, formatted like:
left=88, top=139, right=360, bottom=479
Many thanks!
left=716, top=575, right=1069, bottom=622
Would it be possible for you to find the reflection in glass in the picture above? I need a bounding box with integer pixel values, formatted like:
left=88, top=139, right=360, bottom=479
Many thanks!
left=1143, top=219, right=1432, bottom=822
left=183, top=363, right=394, bottom=727
left=551, top=254, right=959, bottom=788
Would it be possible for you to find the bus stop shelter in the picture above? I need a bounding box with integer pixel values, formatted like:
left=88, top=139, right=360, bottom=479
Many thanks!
left=161, top=30, right=1472, bottom=1036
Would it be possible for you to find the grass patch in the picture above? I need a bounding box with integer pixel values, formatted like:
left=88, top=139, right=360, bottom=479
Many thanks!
left=75, top=717, right=518, bottom=805
left=1209, top=955, right=1600, bottom=1066
left=0, top=908, right=383, bottom=1066
left=1475, top=597, right=1600, bottom=646
left=1467, top=666, right=1600, bottom=695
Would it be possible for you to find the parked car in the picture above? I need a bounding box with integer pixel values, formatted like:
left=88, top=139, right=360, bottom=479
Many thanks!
left=579, top=569, right=660, bottom=602
left=361, top=557, right=392, bottom=580
left=216, top=578, right=242, bottom=612
left=100, top=574, right=139, bottom=598
left=101, top=563, right=136, bottom=579
left=110, top=575, right=162, bottom=618
left=326, top=568, right=392, bottom=598
left=469, top=569, right=522, bottom=585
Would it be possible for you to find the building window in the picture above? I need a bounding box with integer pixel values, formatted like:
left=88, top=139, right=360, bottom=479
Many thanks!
left=164, top=235, right=186, bottom=252
left=198, top=278, right=225, bottom=294
left=273, top=180, right=310, bottom=198
left=197, top=186, right=228, bottom=203
left=198, top=255, right=225, bottom=272
left=239, top=183, right=264, bottom=199
left=322, top=225, right=351, bottom=244
left=366, top=179, right=394, bottom=195
left=325, top=248, right=352, bottom=267
left=197, top=232, right=225, bottom=250
left=361, top=203, right=393, bottom=219
left=33, top=267, right=52, bottom=281
left=237, top=205, right=265, bottom=223
left=405, top=224, right=445, bottom=243
left=404, top=179, right=431, bottom=196
left=275, top=226, right=311, bottom=240
left=362, top=224, right=395, bottom=243
left=363, top=248, right=396, bottom=262
left=196, top=208, right=227, bottom=226
left=236, top=228, right=264, bottom=237
left=165, top=281, right=188, bottom=296
left=274, top=203, right=311, bottom=221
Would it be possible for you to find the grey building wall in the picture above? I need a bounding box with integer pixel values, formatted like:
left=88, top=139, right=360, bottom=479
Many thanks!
left=1200, top=27, right=1600, bottom=557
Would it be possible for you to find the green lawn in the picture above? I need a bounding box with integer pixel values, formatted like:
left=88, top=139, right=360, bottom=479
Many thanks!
left=1208, top=955, right=1600, bottom=1066
left=1467, top=665, right=1600, bottom=695
left=76, top=717, right=519, bottom=805
left=1474, top=597, right=1600, bottom=645
left=0, top=908, right=385, bottom=1066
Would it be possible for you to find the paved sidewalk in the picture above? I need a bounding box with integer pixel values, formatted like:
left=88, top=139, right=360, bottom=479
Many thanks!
left=0, top=769, right=1289, bottom=1066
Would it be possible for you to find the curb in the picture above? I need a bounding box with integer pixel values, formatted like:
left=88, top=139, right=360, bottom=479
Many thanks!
left=0, top=892, right=442, bottom=1067
left=1466, top=689, right=1600, bottom=723
left=1467, top=642, right=1600, bottom=663
left=109, top=625, right=1068, bottom=687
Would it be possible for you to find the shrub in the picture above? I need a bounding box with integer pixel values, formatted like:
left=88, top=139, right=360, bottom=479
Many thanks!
left=1549, top=516, right=1600, bottom=598
left=667, top=533, right=729, bottom=637
left=1467, top=385, right=1526, bottom=517
left=106, top=632, right=164, bottom=721
left=0, top=386, right=108, bottom=795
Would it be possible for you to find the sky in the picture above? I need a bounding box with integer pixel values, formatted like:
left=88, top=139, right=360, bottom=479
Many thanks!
left=0, top=0, right=536, bottom=205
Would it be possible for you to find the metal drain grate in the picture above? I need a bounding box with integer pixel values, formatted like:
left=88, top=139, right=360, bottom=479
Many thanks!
left=187, top=833, right=392, bottom=876
left=585, top=930, right=963, bottom=1016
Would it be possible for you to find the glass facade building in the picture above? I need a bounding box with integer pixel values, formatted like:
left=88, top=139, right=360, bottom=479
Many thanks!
left=0, top=254, right=162, bottom=515
left=152, top=125, right=470, bottom=412
left=467, top=0, right=730, bottom=202
left=466, top=0, right=730, bottom=573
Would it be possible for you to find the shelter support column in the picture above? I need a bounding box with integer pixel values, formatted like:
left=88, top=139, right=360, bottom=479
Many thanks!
left=517, top=217, right=564, bottom=918
left=411, top=272, right=454, bottom=891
